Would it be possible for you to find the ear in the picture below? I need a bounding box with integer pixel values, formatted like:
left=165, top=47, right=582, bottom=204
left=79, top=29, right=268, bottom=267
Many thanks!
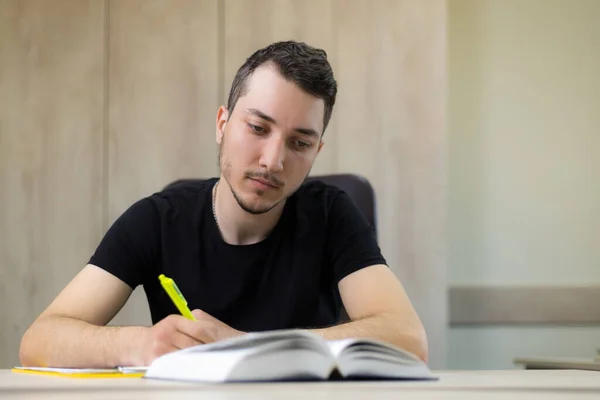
left=317, top=140, right=325, bottom=155
left=216, top=106, right=229, bottom=145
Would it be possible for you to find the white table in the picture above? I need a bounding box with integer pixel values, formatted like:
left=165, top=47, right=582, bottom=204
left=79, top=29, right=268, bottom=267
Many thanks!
left=1, top=369, right=599, bottom=399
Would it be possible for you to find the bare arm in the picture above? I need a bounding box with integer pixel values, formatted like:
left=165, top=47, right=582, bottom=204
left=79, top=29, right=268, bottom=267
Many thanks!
left=20, top=265, right=242, bottom=368
left=311, top=265, right=429, bottom=362
left=19, top=264, right=144, bottom=367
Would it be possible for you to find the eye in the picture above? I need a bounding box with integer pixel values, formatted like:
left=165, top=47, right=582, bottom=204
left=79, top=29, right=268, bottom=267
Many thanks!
left=248, top=123, right=266, bottom=134
left=293, top=140, right=312, bottom=150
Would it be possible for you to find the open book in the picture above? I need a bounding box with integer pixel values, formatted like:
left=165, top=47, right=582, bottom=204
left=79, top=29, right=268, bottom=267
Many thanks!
left=144, top=329, right=435, bottom=382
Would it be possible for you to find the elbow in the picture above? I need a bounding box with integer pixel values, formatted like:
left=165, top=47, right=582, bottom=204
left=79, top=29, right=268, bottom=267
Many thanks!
left=19, top=322, right=44, bottom=367
left=413, top=329, right=429, bottom=364
left=391, top=321, right=429, bottom=364
left=19, top=350, right=36, bottom=368
left=19, top=329, right=35, bottom=367
left=405, top=328, right=429, bottom=363
left=376, top=312, right=429, bottom=363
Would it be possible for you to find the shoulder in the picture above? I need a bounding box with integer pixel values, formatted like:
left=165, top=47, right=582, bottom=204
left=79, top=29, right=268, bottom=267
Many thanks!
left=290, top=178, right=365, bottom=227
left=293, top=177, right=370, bottom=218
left=115, top=178, right=215, bottom=226
left=146, top=178, right=216, bottom=213
left=293, top=179, right=346, bottom=207
left=292, top=176, right=376, bottom=235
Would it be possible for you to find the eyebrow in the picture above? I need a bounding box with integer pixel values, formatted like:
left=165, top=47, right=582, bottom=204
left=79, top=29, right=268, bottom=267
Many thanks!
left=245, top=108, right=320, bottom=138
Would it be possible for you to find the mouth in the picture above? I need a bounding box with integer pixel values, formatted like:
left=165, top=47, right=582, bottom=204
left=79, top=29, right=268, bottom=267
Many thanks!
left=249, top=177, right=280, bottom=189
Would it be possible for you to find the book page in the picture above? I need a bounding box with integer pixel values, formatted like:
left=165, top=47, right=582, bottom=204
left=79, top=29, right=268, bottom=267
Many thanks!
left=326, top=338, right=421, bottom=362
left=145, top=347, right=259, bottom=382
left=326, top=339, right=358, bottom=358
left=144, top=330, right=335, bottom=382
left=177, top=329, right=325, bottom=354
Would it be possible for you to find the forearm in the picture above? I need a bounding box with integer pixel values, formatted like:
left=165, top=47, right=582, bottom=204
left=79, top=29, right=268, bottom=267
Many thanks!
left=19, top=316, right=145, bottom=368
left=311, top=313, right=429, bottom=362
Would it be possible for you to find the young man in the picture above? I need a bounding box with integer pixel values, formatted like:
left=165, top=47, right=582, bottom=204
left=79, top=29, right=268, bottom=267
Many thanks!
left=19, top=41, right=428, bottom=368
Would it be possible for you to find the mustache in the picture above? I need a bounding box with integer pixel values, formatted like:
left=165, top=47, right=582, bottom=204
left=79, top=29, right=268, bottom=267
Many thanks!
left=245, top=171, right=284, bottom=188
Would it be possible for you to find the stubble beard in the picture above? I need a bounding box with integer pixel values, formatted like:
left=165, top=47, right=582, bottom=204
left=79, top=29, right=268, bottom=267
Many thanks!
left=218, top=138, right=283, bottom=215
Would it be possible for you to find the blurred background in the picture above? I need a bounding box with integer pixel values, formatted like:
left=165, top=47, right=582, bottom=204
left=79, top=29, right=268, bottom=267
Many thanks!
left=0, top=0, right=598, bottom=371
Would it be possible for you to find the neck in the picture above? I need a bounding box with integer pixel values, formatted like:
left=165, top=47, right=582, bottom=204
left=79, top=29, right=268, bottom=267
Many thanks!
left=213, top=177, right=285, bottom=245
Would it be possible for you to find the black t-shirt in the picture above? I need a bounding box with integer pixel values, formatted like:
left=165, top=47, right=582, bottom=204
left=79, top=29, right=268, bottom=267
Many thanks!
left=89, top=178, right=386, bottom=332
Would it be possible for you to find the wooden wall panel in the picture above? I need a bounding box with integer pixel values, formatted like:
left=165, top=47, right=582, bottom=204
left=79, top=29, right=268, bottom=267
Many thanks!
left=223, top=0, right=337, bottom=175
left=0, top=0, right=447, bottom=369
left=0, top=0, right=105, bottom=367
left=334, top=0, right=447, bottom=368
left=107, top=0, right=220, bottom=325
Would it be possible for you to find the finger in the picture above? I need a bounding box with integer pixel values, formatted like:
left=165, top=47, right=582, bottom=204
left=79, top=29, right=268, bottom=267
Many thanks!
left=170, top=330, right=204, bottom=350
left=175, top=317, right=213, bottom=343
left=189, top=309, right=241, bottom=342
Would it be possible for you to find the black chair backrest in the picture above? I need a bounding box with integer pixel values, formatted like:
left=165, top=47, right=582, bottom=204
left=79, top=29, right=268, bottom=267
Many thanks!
left=164, top=174, right=377, bottom=239
left=306, top=173, right=377, bottom=240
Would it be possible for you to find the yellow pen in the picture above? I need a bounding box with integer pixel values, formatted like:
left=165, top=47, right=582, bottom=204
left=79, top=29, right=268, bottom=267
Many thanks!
left=159, top=274, right=196, bottom=320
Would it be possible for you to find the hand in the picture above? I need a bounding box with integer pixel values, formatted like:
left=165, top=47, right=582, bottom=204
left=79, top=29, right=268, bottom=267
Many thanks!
left=189, top=309, right=245, bottom=343
left=132, top=309, right=244, bottom=365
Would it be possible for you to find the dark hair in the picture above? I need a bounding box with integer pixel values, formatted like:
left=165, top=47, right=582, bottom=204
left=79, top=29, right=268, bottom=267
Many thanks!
left=226, top=41, right=338, bottom=135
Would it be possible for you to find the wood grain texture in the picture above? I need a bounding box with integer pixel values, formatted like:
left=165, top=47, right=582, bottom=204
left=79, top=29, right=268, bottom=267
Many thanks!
left=0, top=0, right=448, bottom=369
left=223, top=0, right=338, bottom=175
left=107, top=0, right=220, bottom=325
left=0, top=0, right=105, bottom=367
left=333, top=0, right=447, bottom=368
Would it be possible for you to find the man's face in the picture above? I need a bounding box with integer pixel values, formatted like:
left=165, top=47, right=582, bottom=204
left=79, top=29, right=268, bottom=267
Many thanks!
left=216, top=64, right=325, bottom=215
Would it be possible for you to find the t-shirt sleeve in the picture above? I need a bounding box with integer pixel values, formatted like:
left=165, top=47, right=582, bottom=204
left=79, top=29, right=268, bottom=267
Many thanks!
left=326, top=190, right=388, bottom=284
left=88, top=198, right=160, bottom=289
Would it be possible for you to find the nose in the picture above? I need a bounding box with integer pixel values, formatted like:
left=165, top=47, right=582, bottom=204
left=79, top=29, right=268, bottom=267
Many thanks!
left=259, top=136, right=285, bottom=173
